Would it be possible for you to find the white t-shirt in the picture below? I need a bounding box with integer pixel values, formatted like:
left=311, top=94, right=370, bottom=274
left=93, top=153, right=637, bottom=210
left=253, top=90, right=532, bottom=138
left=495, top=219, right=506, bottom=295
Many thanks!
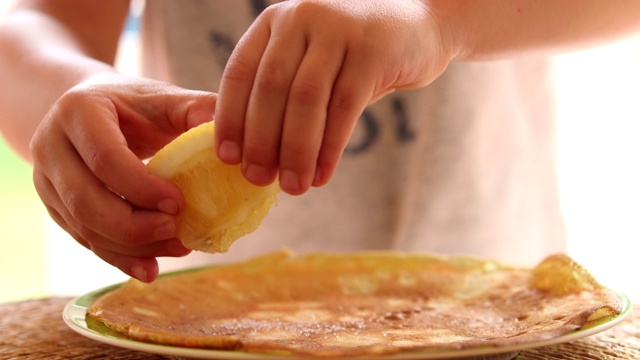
left=138, top=0, right=567, bottom=270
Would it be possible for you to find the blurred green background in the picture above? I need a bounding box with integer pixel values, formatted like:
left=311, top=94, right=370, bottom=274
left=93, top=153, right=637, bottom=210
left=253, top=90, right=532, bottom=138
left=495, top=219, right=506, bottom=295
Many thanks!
left=0, top=138, right=48, bottom=302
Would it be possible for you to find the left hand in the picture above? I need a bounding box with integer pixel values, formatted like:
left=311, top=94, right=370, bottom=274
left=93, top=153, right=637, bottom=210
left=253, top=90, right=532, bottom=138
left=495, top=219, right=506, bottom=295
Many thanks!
left=214, top=0, right=453, bottom=195
left=30, top=75, right=217, bottom=281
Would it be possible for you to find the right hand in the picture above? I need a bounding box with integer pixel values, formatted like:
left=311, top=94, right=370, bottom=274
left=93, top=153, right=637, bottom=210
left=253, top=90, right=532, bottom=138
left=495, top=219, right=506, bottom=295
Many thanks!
left=30, top=75, right=217, bottom=282
left=214, top=0, right=452, bottom=195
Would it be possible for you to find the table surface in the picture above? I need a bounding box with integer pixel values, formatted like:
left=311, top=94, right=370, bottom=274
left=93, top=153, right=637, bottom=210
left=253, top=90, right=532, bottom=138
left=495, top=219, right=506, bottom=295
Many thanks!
left=1, top=297, right=639, bottom=360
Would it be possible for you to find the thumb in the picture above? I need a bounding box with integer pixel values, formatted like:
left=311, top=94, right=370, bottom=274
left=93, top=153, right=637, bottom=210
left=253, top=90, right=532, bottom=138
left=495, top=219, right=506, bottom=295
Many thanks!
left=167, top=91, right=218, bottom=132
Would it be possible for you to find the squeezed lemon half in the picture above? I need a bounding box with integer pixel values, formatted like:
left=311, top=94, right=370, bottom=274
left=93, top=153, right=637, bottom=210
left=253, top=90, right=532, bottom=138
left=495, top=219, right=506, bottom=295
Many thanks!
left=147, top=122, right=279, bottom=253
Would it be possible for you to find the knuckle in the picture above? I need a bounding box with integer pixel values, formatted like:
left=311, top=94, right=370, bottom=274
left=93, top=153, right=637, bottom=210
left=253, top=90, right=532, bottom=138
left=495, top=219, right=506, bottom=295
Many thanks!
left=28, top=134, right=46, bottom=164
left=119, top=216, right=148, bottom=244
left=319, top=137, right=345, bottom=159
left=54, top=88, right=83, bottom=108
left=85, top=146, right=118, bottom=181
left=184, top=91, right=218, bottom=113
left=73, top=222, right=99, bottom=246
left=197, top=92, right=218, bottom=108
left=116, top=225, right=138, bottom=245
left=32, top=172, right=51, bottom=202
left=280, top=141, right=316, bottom=172
left=288, top=1, right=327, bottom=21
left=56, top=88, right=101, bottom=118
left=222, top=56, right=255, bottom=83
left=261, top=1, right=318, bottom=23
left=290, top=78, right=325, bottom=107
left=255, top=61, right=289, bottom=93
left=281, top=138, right=312, bottom=158
left=110, top=224, right=140, bottom=248
left=329, top=89, right=360, bottom=115
left=101, top=214, right=141, bottom=246
left=64, top=191, right=92, bottom=225
left=244, top=138, right=278, bottom=165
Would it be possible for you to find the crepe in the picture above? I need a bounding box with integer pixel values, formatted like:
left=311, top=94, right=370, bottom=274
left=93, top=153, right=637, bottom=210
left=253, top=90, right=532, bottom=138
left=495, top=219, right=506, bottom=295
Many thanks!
left=86, top=250, right=624, bottom=357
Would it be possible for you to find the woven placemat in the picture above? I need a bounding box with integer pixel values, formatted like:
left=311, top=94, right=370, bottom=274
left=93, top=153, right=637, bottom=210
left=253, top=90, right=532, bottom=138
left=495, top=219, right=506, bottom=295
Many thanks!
left=0, top=297, right=175, bottom=360
left=517, top=306, right=640, bottom=360
left=0, top=297, right=638, bottom=360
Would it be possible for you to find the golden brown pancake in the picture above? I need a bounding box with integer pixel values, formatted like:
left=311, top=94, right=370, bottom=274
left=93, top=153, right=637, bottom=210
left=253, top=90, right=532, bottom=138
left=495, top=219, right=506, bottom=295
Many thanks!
left=87, top=250, right=623, bottom=357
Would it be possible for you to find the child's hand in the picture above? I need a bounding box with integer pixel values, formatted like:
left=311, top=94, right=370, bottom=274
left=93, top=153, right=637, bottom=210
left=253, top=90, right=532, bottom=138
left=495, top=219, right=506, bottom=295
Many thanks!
left=30, top=75, right=217, bottom=282
left=214, top=0, right=452, bottom=195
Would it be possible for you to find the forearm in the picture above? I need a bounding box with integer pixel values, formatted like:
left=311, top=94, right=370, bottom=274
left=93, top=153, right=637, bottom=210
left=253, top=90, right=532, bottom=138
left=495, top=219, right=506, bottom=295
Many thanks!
left=430, top=0, right=640, bottom=61
left=0, top=3, right=128, bottom=161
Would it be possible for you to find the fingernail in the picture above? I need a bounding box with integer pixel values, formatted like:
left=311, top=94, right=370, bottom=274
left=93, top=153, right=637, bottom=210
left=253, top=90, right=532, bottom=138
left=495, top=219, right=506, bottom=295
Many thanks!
left=218, top=140, right=241, bottom=164
left=131, top=265, right=148, bottom=282
left=158, top=198, right=179, bottom=215
left=154, top=221, right=177, bottom=240
left=245, top=164, right=272, bottom=186
left=280, top=169, right=301, bottom=194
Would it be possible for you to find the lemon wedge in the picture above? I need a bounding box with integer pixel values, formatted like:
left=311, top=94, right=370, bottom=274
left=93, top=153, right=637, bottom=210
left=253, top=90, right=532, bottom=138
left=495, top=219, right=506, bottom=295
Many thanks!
left=147, top=122, right=279, bottom=253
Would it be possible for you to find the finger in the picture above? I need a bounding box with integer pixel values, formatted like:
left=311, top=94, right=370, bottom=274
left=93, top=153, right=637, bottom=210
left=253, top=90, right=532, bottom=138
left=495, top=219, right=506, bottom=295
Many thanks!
left=64, top=95, right=183, bottom=215
left=215, top=20, right=271, bottom=165
left=67, top=222, right=162, bottom=283
left=90, top=244, right=160, bottom=283
left=241, top=27, right=307, bottom=186
left=278, top=41, right=346, bottom=195
left=80, top=218, right=190, bottom=258
left=49, top=203, right=189, bottom=283
left=121, top=90, right=218, bottom=156
left=48, top=210, right=160, bottom=283
left=314, top=50, right=378, bottom=187
left=43, top=202, right=88, bottom=248
left=43, top=175, right=190, bottom=258
left=45, top=132, right=181, bottom=248
left=168, top=91, right=218, bottom=132
left=32, top=165, right=93, bottom=252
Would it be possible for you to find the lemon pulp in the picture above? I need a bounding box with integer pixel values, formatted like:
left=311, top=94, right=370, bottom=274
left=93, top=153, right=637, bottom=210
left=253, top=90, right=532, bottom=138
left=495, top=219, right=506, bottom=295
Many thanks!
left=147, top=122, right=279, bottom=253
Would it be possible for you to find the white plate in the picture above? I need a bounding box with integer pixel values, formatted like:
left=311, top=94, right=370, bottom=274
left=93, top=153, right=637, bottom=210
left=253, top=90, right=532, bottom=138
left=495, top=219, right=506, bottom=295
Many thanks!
left=63, top=279, right=633, bottom=360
